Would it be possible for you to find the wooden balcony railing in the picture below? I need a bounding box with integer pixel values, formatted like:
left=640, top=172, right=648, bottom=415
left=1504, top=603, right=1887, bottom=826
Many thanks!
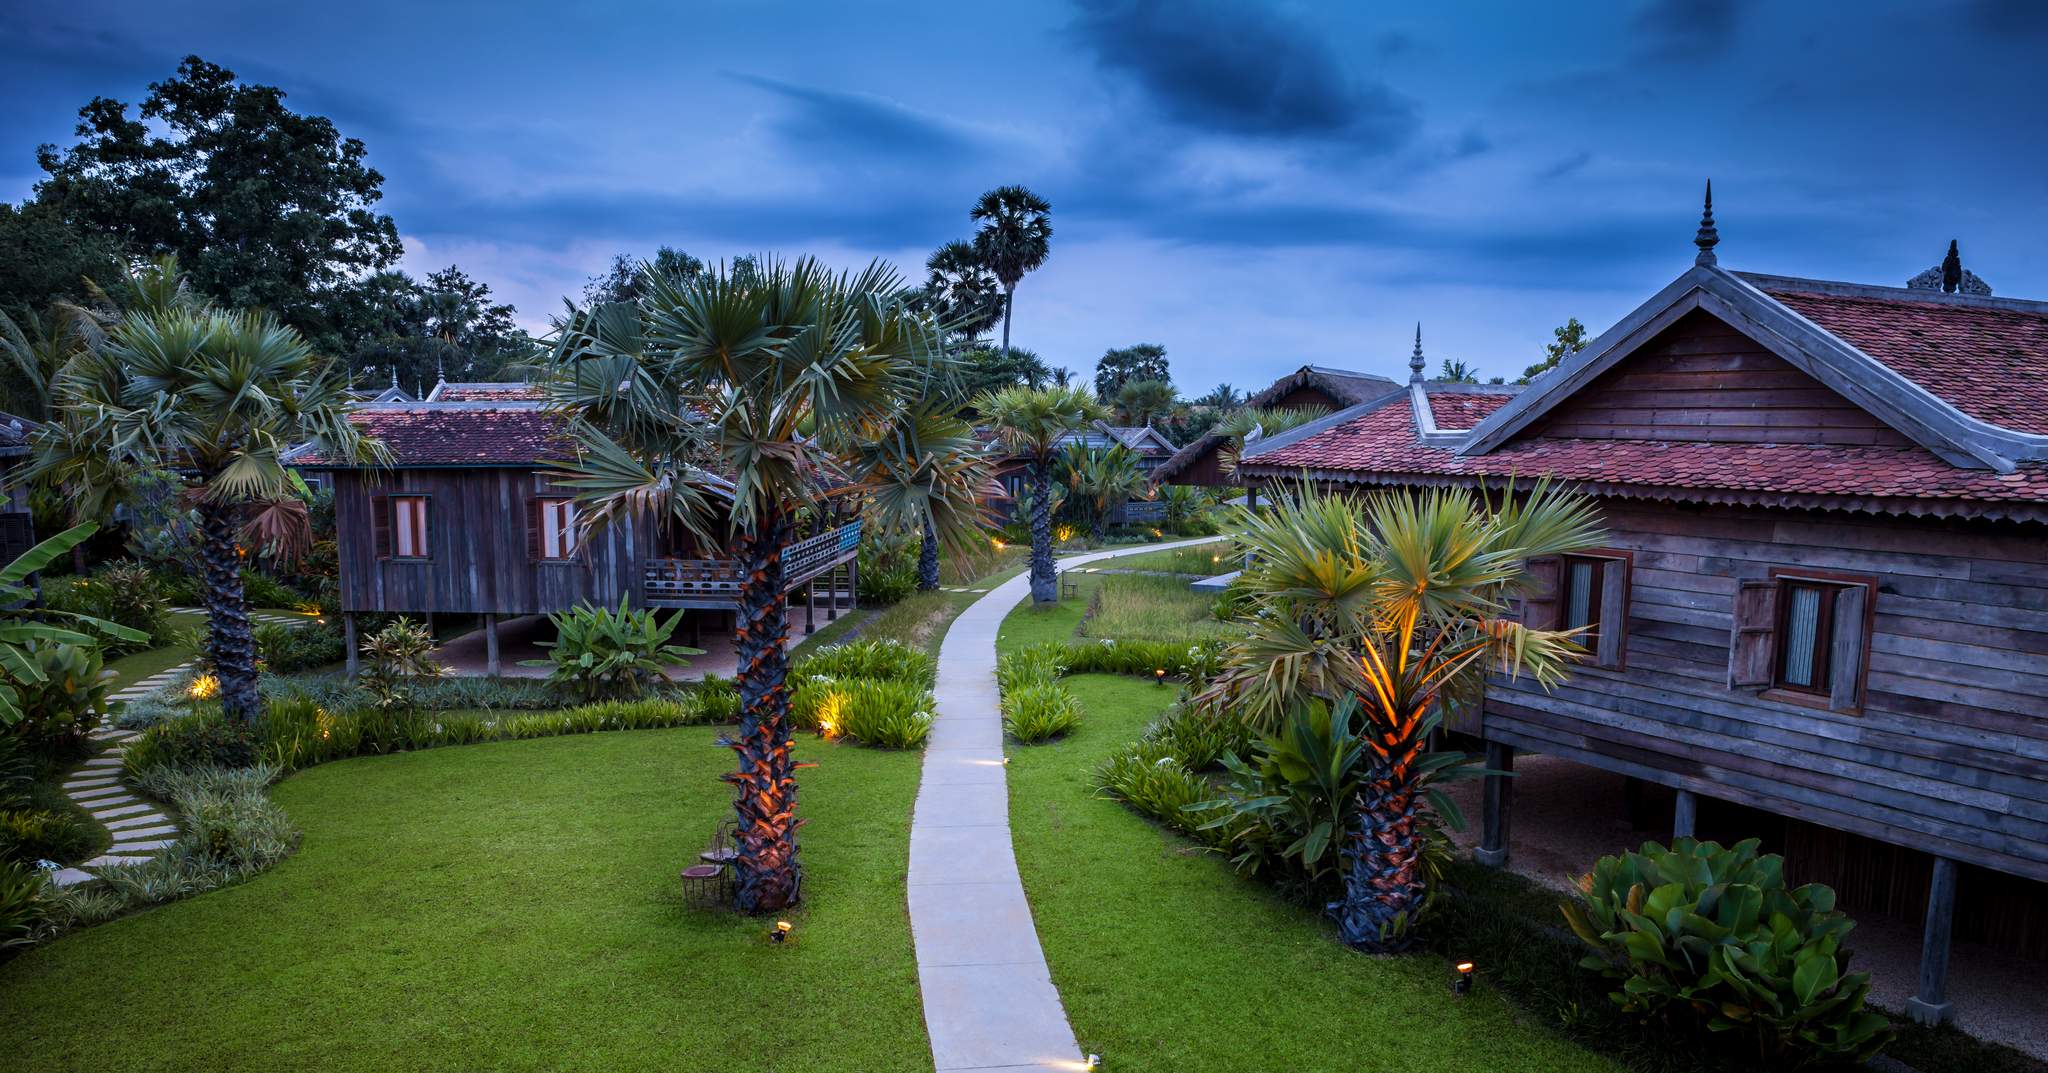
left=643, top=520, right=861, bottom=608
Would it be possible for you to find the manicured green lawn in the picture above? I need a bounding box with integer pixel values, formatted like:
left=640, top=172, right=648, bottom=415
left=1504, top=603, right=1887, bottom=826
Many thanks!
left=0, top=728, right=932, bottom=1073
left=104, top=610, right=206, bottom=691
left=997, top=584, right=1614, bottom=1072
left=1087, top=537, right=1235, bottom=575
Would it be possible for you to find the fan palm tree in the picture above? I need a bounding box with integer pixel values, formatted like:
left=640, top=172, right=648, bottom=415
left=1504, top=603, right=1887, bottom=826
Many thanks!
left=32, top=257, right=383, bottom=724
left=1214, top=405, right=1329, bottom=479
left=1114, top=378, right=1177, bottom=427
left=1195, top=383, right=1242, bottom=409
left=0, top=304, right=100, bottom=421
left=545, top=256, right=973, bottom=912
left=1060, top=442, right=1146, bottom=543
left=922, top=240, right=1004, bottom=342
left=840, top=398, right=993, bottom=592
left=1205, top=480, right=1602, bottom=950
left=969, top=185, right=1052, bottom=361
left=974, top=384, right=1104, bottom=603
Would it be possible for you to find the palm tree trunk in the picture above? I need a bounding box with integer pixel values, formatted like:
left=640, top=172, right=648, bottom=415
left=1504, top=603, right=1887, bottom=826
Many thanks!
left=727, top=507, right=802, bottom=912
left=1028, top=459, right=1057, bottom=604
left=917, top=512, right=940, bottom=592
left=196, top=501, right=261, bottom=724
left=1000, top=283, right=1016, bottom=360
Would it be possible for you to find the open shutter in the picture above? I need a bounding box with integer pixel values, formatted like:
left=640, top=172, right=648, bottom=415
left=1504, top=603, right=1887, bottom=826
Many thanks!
left=371, top=496, right=392, bottom=560
left=1828, top=584, right=1869, bottom=713
left=1595, top=557, right=1630, bottom=669
left=1728, top=579, right=1778, bottom=687
left=1521, top=556, right=1561, bottom=630
left=527, top=497, right=544, bottom=561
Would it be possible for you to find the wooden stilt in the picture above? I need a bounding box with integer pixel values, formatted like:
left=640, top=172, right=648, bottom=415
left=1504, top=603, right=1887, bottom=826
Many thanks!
left=343, top=612, right=359, bottom=678
left=1673, top=788, right=1698, bottom=840
left=827, top=563, right=840, bottom=621
left=1476, top=741, right=1515, bottom=867
left=1906, top=856, right=1959, bottom=1026
left=848, top=559, right=858, bottom=611
left=484, top=613, right=500, bottom=677
left=805, top=577, right=816, bottom=635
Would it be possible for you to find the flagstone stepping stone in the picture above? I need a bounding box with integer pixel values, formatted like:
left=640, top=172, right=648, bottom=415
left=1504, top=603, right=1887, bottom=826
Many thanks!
left=103, top=812, right=169, bottom=831
left=111, top=824, right=177, bottom=840
left=109, top=838, right=175, bottom=854
left=70, top=786, right=129, bottom=802
left=83, top=757, right=124, bottom=768
left=50, top=868, right=95, bottom=888
left=83, top=854, right=154, bottom=869
left=64, top=777, right=117, bottom=789
left=91, top=803, right=152, bottom=820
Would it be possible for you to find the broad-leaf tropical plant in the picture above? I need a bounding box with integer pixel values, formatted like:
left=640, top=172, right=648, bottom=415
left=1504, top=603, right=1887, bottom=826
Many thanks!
left=30, top=257, right=384, bottom=724
left=0, top=522, right=147, bottom=728
left=544, top=256, right=972, bottom=912
left=1198, top=479, right=1603, bottom=950
left=1059, top=441, right=1146, bottom=543
left=974, top=384, right=1106, bottom=603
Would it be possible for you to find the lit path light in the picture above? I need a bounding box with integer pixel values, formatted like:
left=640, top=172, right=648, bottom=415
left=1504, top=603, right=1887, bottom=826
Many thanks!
left=908, top=533, right=1234, bottom=1071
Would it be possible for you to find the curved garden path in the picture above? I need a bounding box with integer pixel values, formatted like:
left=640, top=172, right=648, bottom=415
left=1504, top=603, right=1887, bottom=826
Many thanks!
left=908, top=536, right=1228, bottom=1072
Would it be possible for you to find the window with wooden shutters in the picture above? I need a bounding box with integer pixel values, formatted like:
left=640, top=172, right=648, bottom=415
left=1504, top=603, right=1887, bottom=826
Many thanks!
left=1518, top=555, right=1562, bottom=630
left=388, top=495, right=430, bottom=559
left=1560, top=552, right=1631, bottom=669
left=1728, top=570, right=1875, bottom=714
left=535, top=498, right=576, bottom=560
left=371, top=495, right=393, bottom=559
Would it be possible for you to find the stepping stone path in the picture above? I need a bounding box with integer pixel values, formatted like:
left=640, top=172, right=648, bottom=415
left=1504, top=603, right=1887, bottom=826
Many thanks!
left=908, top=536, right=1230, bottom=1072
left=46, top=610, right=314, bottom=889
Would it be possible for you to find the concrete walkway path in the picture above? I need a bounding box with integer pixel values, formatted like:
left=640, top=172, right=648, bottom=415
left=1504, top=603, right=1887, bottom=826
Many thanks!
left=908, top=536, right=1230, bottom=1072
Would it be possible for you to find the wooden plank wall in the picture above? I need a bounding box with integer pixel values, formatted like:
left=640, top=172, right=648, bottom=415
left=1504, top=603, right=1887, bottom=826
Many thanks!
left=1527, top=309, right=1914, bottom=447
left=331, top=468, right=651, bottom=616
left=1484, top=501, right=2048, bottom=883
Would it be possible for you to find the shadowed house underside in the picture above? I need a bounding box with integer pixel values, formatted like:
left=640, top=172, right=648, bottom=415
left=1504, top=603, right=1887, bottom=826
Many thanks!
left=288, top=400, right=862, bottom=668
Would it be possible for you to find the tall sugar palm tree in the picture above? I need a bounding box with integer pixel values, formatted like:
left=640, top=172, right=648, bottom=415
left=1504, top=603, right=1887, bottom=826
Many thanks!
left=841, top=398, right=993, bottom=592
left=1208, top=480, right=1602, bottom=949
left=546, top=256, right=973, bottom=912
left=969, top=186, right=1052, bottom=361
left=922, top=240, right=1004, bottom=342
left=975, top=384, right=1104, bottom=603
left=33, top=257, right=383, bottom=724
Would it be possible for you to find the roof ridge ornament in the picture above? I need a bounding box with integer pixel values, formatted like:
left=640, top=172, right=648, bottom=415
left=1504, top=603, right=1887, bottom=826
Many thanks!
left=1694, top=180, right=1719, bottom=266
left=1907, top=239, right=1993, bottom=296
left=1409, top=322, right=1425, bottom=383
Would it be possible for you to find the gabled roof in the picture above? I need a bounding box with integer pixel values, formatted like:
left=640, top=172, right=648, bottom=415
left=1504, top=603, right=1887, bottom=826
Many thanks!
left=1096, top=422, right=1177, bottom=457
left=290, top=404, right=568, bottom=468
left=1150, top=364, right=1404, bottom=484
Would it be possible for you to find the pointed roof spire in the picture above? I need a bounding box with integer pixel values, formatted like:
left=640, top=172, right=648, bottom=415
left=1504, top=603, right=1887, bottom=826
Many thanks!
left=389, top=364, right=399, bottom=390
left=1408, top=322, right=1426, bottom=382
left=1941, top=239, right=1962, bottom=293
left=1694, top=179, right=1719, bottom=266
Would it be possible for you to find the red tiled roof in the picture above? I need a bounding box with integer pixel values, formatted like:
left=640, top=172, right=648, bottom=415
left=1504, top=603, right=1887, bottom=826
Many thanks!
left=1245, top=394, right=2048, bottom=520
left=1428, top=392, right=1506, bottom=428
left=295, top=407, right=568, bottom=467
left=1764, top=288, right=2048, bottom=435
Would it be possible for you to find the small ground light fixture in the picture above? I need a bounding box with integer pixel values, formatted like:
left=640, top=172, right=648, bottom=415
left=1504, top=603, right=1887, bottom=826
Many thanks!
left=1452, top=961, right=1475, bottom=995
left=1085, top=1055, right=1101, bottom=1071
left=1154, top=667, right=1167, bottom=685
left=771, top=920, right=793, bottom=944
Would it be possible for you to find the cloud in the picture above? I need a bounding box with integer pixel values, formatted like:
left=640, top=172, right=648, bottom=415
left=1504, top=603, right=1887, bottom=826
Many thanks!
left=1066, top=0, right=1416, bottom=150
left=1629, top=0, right=1748, bottom=59
left=730, top=74, right=993, bottom=162
left=1536, top=150, right=1593, bottom=181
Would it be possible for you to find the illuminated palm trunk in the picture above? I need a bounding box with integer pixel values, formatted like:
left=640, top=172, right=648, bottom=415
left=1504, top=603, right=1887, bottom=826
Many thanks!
left=1329, top=679, right=1431, bottom=951
left=727, top=508, right=803, bottom=912
left=1027, top=460, right=1057, bottom=604
left=196, top=500, right=261, bottom=725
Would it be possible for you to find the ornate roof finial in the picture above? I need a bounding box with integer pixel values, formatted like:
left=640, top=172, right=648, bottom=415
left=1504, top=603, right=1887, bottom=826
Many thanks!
left=1941, top=239, right=1962, bottom=294
left=1694, top=179, right=1718, bottom=266
left=435, top=352, right=447, bottom=384
left=388, top=364, right=399, bottom=390
left=1409, top=322, right=1425, bottom=382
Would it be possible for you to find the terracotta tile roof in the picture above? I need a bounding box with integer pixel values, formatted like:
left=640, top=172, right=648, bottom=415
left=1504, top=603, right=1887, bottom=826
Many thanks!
left=1428, top=392, right=1508, bottom=428
left=294, top=407, right=568, bottom=467
left=1245, top=394, right=2048, bottom=520
left=1763, top=288, right=2048, bottom=435
left=430, top=382, right=546, bottom=402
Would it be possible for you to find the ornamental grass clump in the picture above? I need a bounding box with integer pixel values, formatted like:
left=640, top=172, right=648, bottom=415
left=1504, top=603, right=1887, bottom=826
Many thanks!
left=996, top=642, right=1066, bottom=692
left=1002, top=681, right=1081, bottom=743
left=1093, top=738, right=1223, bottom=838
left=795, top=638, right=936, bottom=687
left=1561, top=837, right=1890, bottom=1068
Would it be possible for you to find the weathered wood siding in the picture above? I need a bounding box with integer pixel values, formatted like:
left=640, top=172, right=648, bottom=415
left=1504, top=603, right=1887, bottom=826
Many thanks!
left=1527, top=309, right=1914, bottom=447
left=1484, top=502, right=2048, bottom=882
left=331, top=468, right=651, bottom=615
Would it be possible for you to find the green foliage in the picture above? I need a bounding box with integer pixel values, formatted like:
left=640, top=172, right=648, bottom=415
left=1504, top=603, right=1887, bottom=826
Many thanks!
left=7, top=642, right=114, bottom=747
left=0, top=859, right=57, bottom=951
left=1081, top=574, right=1236, bottom=645
left=856, top=531, right=918, bottom=605
left=1523, top=317, right=1588, bottom=383
left=1093, top=738, right=1225, bottom=837
left=1560, top=838, right=1890, bottom=1068
left=134, top=764, right=298, bottom=872
left=521, top=600, right=700, bottom=701
left=1059, top=442, right=1147, bottom=541
left=1147, top=704, right=1255, bottom=771
left=0, top=522, right=147, bottom=727
left=693, top=676, right=740, bottom=722
left=1193, top=696, right=1370, bottom=887
left=794, top=638, right=936, bottom=687
left=1092, top=342, right=1169, bottom=401
left=791, top=676, right=933, bottom=749
left=1002, top=680, right=1082, bottom=743
left=125, top=712, right=259, bottom=777
left=255, top=621, right=345, bottom=673
left=0, top=806, right=97, bottom=867
left=355, top=617, right=441, bottom=712
left=1061, top=637, right=1226, bottom=681
left=41, top=559, right=170, bottom=653
left=238, top=570, right=308, bottom=610
left=996, top=642, right=1067, bottom=692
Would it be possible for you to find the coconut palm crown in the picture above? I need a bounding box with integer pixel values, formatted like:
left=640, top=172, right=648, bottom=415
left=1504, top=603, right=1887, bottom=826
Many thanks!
left=543, top=255, right=979, bottom=912
left=1205, top=479, right=1604, bottom=950
left=973, top=384, right=1104, bottom=604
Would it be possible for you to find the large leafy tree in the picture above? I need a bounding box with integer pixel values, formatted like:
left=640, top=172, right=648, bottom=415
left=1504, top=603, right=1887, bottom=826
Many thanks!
left=30, top=258, right=383, bottom=724
left=344, top=265, right=528, bottom=390
left=1093, top=342, right=1169, bottom=401
left=1521, top=317, right=1588, bottom=383
left=969, top=186, right=1052, bottom=361
left=1114, top=377, right=1178, bottom=427
left=0, top=200, right=121, bottom=317
left=1202, top=481, right=1602, bottom=950
left=957, top=345, right=1052, bottom=402
left=545, top=257, right=976, bottom=912
left=582, top=246, right=710, bottom=307
left=32, top=56, right=402, bottom=353
left=974, top=385, right=1105, bottom=603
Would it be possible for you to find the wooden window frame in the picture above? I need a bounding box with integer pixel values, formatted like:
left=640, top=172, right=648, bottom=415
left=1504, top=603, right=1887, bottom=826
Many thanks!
left=1759, top=567, right=1877, bottom=714
left=384, top=494, right=432, bottom=562
left=1560, top=549, right=1632, bottom=671
left=534, top=496, right=578, bottom=562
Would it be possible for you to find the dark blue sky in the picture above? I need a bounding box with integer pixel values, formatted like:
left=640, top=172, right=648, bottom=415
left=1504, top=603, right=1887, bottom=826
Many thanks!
left=6, top=0, right=2046, bottom=389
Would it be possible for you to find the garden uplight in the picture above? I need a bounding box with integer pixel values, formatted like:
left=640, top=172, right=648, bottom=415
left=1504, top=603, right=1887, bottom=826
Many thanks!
left=771, top=920, right=793, bottom=943
left=188, top=674, right=220, bottom=701
left=1452, top=961, right=1475, bottom=995
left=1154, top=667, right=1166, bottom=685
